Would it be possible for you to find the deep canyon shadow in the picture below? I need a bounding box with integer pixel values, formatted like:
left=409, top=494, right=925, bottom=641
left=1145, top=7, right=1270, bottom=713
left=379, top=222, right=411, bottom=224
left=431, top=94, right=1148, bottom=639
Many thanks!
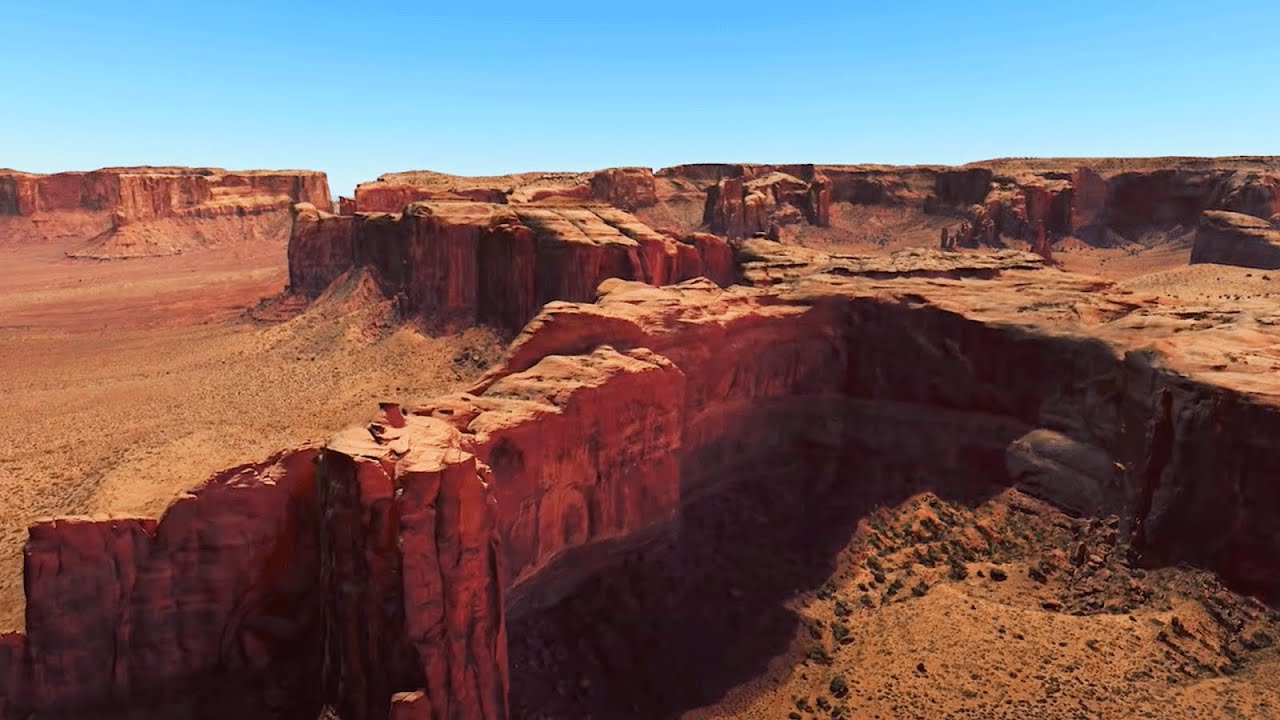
left=507, top=410, right=1014, bottom=719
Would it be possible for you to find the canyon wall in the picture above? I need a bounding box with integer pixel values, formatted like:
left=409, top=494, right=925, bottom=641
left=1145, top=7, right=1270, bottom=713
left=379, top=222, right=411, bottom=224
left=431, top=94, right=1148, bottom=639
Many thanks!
left=9, top=158, right=1274, bottom=255
left=349, top=158, right=1280, bottom=247
left=0, top=167, right=330, bottom=256
left=3, top=449, right=324, bottom=719
left=287, top=201, right=734, bottom=333
left=0, top=168, right=329, bottom=219
left=5, top=243, right=1279, bottom=718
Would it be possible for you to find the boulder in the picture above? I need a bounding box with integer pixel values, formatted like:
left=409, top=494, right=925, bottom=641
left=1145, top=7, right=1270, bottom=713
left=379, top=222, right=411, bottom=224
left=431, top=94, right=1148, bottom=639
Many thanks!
left=1006, top=429, right=1115, bottom=516
left=1190, top=210, right=1280, bottom=269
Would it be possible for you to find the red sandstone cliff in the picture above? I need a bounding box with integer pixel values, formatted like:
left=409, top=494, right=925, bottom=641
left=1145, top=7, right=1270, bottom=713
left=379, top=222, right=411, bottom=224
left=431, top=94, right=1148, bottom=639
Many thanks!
left=348, top=158, right=1280, bottom=250
left=0, top=167, right=330, bottom=257
left=5, top=243, right=1280, bottom=719
left=6, top=449, right=323, bottom=717
left=319, top=417, right=507, bottom=720
left=350, top=168, right=659, bottom=214
left=287, top=201, right=735, bottom=334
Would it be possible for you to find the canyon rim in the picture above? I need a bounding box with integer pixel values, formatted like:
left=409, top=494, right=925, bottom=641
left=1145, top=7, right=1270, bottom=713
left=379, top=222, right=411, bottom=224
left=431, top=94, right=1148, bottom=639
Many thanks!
left=1, top=158, right=1279, bottom=719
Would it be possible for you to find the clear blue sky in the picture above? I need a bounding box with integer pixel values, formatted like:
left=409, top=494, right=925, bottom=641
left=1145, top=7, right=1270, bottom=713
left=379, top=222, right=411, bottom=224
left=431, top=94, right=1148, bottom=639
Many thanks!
left=3, top=1, right=1278, bottom=195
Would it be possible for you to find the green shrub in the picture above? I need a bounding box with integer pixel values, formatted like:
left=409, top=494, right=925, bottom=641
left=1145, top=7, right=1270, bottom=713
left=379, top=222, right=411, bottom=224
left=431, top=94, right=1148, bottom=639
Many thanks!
left=829, top=674, right=850, bottom=698
left=806, top=646, right=834, bottom=665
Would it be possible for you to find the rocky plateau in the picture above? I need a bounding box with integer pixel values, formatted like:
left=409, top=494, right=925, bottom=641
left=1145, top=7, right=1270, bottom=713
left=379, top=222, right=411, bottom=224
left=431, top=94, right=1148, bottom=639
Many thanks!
left=349, top=157, right=1280, bottom=253
left=1, top=158, right=1279, bottom=719
left=0, top=167, right=329, bottom=258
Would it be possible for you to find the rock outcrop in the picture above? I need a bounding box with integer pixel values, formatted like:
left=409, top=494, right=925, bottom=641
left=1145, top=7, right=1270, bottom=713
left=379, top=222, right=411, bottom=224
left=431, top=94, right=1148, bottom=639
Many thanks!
left=9, top=449, right=324, bottom=717
left=287, top=201, right=735, bottom=333
left=350, top=158, right=1280, bottom=249
left=350, top=169, right=659, bottom=214
left=703, top=170, right=831, bottom=239
left=0, top=167, right=330, bottom=256
left=5, top=242, right=1280, bottom=719
left=1190, top=210, right=1280, bottom=269
left=319, top=416, right=506, bottom=720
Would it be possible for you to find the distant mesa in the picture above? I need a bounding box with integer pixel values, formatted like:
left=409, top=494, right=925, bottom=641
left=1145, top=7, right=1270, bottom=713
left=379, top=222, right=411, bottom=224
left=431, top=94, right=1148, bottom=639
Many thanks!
left=287, top=200, right=734, bottom=335
left=6, top=157, right=1280, bottom=269
left=286, top=157, right=1280, bottom=337
left=0, top=167, right=329, bottom=258
left=343, top=157, right=1280, bottom=251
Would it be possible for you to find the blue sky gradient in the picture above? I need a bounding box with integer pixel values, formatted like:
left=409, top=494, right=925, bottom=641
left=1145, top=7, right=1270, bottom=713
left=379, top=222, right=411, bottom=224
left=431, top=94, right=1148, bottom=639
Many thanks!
left=3, top=1, right=1278, bottom=194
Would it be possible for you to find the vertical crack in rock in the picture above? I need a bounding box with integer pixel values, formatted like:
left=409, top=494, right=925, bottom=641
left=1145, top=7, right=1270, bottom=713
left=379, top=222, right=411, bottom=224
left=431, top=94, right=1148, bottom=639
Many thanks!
left=320, top=417, right=507, bottom=720
left=1131, top=389, right=1176, bottom=561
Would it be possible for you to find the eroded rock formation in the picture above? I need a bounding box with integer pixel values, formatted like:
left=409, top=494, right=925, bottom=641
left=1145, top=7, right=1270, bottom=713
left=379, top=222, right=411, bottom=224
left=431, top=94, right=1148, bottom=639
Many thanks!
left=1190, top=210, right=1280, bottom=269
left=348, top=158, right=1280, bottom=250
left=287, top=201, right=735, bottom=333
left=5, top=239, right=1279, bottom=719
left=8, top=450, right=324, bottom=718
left=349, top=168, right=659, bottom=214
left=0, top=167, right=330, bottom=257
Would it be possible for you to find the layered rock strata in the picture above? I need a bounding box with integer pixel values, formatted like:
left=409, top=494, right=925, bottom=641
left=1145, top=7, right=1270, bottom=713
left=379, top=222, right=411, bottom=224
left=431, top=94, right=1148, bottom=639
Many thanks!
left=5, top=244, right=1280, bottom=718
left=0, top=167, right=330, bottom=256
left=287, top=201, right=734, bottom=333
left=351, top=158, right=1280, bottom=247
left=4, top=450, right=324, bottom=718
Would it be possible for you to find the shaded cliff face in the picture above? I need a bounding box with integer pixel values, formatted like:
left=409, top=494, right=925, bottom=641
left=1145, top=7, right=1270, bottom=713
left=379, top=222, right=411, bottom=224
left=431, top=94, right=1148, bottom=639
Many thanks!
left=7, top=450, right=325, bottom=719
left=5, top=245, right=1280, bottom=719
left=348, top=158, right=1280, bottom=248
left=287, top=201, right=735, bottom=334
left=318, top=416, right=507, bottom=720
left=469, top=254, right=1280, bottom=606
left=0, top=167, right=330, bottom=257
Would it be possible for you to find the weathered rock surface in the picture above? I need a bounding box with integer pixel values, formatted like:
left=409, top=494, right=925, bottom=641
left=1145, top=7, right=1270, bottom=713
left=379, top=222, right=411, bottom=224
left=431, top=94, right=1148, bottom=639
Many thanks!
left=6, top=241, right=1280, bottom=719
left=1006, top=429, right=1114, bottom=516
left=735, top=239, right=1047, bottom=286
left=704, top=169, right=831, bottom=239
left=0, top=167, right=330, bottom=257
left=319, top=415, right=506, bottom=720
left=1190, top=210, right=1280, bottom=269
left=8, top=449, right=324, bottom=717
left=351, top=158, right=1280, bottom=248
left=351, top=168, right=658, bottom=214
left=287, top=201, right=734, bottom=333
